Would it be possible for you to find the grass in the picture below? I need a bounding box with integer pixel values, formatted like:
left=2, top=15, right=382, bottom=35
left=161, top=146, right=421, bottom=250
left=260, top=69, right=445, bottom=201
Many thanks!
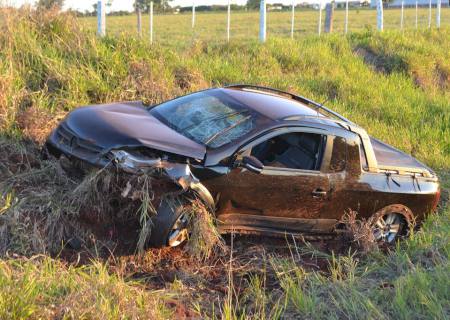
left=0, top=7, right=449, bottom=319
left=277, top=205, right=450, bottom=319
left=0, top=256, right=172, bottom=319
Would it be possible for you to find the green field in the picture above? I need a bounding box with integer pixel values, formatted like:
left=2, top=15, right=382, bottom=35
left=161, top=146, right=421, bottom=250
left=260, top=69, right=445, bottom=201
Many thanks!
left=0, top=8, right=449, bottom=319
left=80, top=8, right=450, bottom=47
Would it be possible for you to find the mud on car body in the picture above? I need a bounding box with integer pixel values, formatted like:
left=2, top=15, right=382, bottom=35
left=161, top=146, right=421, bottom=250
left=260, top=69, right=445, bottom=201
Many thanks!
left=46, top=85, right=441, bottom=248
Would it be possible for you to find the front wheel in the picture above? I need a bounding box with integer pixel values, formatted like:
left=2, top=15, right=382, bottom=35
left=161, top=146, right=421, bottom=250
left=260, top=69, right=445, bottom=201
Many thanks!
left=148, top=197, right=190, bottom=248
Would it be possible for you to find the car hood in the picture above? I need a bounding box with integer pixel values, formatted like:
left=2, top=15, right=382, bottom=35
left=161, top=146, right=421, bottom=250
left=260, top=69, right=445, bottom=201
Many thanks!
left=59, top=101, right=206, bottom=160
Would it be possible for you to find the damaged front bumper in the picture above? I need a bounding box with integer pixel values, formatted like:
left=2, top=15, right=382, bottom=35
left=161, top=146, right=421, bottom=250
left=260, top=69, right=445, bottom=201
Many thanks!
left=111, top=149, right=214, bottom=208
left=46, top=139, right=215, bottom=210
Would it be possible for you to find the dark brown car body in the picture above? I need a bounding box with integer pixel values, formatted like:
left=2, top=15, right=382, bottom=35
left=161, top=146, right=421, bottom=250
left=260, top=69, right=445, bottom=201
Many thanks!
left=46, top=85, right=440, bottom=237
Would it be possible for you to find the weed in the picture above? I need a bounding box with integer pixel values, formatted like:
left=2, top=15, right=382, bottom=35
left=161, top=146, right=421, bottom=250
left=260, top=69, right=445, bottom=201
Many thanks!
left=340, top=210, right=377, bottom=254
left=185, top=199, right=227, bottom=260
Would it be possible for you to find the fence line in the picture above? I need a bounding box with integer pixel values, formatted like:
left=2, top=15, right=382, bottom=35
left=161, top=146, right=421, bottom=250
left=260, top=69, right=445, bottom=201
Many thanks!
left=95, top=0, right=447, bottom=42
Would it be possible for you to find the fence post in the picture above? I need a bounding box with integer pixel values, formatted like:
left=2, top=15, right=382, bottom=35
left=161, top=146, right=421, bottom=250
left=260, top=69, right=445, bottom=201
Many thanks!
left=436, top=0, right=441, bottom=28
left=318, top=0, right=323, bottom=35
left=415, top=0, right=418, bottom=29
left=97, top=0, right=106, bottom=37
left=400, top=0, right=404, bottom=30
left=345, top=0, right=349, bottom=34
left=376, top=0, right=383, bottom=31
left=137, top=7, right=142, bottom=36
left=324, top=2, right=334, bottom=33
left=192, top=0, right=196, bottom=29
left=227, top=0, right=231, bottom=42
left=149, top=1, right=153, bottom=44
left=259, top=0, right=266, bottom=42
left=291, top=0, right=295, bottom=39
left=428, top=0, right=431, bottom=28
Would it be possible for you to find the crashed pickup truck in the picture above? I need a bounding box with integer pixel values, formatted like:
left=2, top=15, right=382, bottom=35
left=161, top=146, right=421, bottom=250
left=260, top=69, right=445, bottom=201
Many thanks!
left=46, top=85, right=440, bottom=247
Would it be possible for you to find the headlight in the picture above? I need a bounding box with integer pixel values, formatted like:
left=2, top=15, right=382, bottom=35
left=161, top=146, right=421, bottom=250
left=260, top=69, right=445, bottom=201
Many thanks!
left=110, top=150, right=161, bottom=173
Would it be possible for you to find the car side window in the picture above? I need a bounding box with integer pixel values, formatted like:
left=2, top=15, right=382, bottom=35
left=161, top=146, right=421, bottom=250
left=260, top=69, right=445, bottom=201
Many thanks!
left=250, top=132, right=326, bottom=170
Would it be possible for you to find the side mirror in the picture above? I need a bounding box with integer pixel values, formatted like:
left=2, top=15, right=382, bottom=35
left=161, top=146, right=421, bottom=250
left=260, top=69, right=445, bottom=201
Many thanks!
left=241, top=155, right=264, bottom=174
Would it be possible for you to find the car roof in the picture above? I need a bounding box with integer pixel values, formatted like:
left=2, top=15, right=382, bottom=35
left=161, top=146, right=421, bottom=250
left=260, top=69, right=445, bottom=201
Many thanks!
left=220, top=86, right=354, bottom=130
left=221, top=87, right=325, bottom=120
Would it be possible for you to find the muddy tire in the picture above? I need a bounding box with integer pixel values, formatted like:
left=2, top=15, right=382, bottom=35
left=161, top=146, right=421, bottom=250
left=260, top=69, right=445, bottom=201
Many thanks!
left=148, top=198, right=190, bottom=248
left=371, top=205, right=412, bottom=245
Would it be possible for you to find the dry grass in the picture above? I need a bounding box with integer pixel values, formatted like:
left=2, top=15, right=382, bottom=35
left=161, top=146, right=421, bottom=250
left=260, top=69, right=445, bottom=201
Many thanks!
left=0, top=135, right=225, bottom=259
left=185, top=199, right=227, bottom=260
left=340, top=210, right=377, bottom=254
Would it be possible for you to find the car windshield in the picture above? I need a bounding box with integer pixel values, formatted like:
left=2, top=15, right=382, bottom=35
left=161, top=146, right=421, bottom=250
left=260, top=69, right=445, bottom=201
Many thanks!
left=150, top=90, right=260, bottom=148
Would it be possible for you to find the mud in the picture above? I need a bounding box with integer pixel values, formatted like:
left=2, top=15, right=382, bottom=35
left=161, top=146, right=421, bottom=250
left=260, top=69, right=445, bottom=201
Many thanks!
left=59, top=233, right=335, bottom=317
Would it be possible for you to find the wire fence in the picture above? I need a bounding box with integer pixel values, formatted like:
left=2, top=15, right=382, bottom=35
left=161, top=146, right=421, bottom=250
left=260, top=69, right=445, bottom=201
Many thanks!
left=93, top=0, right=450, bottom=45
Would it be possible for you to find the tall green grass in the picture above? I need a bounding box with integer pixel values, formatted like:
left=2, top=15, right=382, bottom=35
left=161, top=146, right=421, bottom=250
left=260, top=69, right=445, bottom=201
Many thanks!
left=0, top=8, right=449, bottom=319
left=0, top=257, right=172, bottom=319
left=270, top=205, right=450, bottom=319
left=218, top=204, right=449, bottom=319
left=1, top=9, right=448, bottom=168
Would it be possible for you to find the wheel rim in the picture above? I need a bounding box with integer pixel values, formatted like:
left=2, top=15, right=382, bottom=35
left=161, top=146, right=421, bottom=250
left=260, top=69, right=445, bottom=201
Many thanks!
left=373, top=213, right=403, bottom=243
left=167, top=213, right=189, bottom=247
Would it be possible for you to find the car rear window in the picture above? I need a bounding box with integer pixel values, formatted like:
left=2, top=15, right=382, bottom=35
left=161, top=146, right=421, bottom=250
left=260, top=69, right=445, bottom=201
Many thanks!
left=359, top=137, right=369, bottom=171
left=330, top=136, right=346, bottom=172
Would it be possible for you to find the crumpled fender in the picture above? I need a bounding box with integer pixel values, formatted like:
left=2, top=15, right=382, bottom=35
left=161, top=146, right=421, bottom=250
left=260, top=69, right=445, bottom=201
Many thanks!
left=111, top=150, right=215, bottom=209
left=162, top=163, right=215, bottom=210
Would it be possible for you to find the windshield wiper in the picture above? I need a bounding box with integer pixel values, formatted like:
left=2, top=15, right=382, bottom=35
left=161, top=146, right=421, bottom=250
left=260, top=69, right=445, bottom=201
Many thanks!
left=180, top=109, right=250, bottom=132
left=204, top=114, right=252, bottom=146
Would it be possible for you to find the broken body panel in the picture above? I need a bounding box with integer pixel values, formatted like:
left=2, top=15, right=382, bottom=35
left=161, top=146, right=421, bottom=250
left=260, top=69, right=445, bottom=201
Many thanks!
left=46, top=85, right=440, bottom=238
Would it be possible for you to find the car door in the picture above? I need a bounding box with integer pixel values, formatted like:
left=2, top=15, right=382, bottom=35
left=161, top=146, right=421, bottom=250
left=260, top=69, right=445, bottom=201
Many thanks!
left=215, top=128, right=340, bottom=233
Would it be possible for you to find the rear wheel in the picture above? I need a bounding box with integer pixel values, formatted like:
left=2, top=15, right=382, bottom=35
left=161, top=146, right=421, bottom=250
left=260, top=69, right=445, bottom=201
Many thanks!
left=148, top=197, right=190, bottom=248
left=372, top=212, right=406, bottom=244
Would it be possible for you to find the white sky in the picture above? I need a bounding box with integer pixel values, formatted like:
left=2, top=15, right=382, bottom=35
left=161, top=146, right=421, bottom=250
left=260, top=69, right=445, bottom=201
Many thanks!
left=4, top=0, right=325, bottom=12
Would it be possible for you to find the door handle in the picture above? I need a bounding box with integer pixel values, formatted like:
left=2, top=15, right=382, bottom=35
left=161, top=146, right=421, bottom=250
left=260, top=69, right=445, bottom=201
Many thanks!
left=312, top=188, right=327, bottom=198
